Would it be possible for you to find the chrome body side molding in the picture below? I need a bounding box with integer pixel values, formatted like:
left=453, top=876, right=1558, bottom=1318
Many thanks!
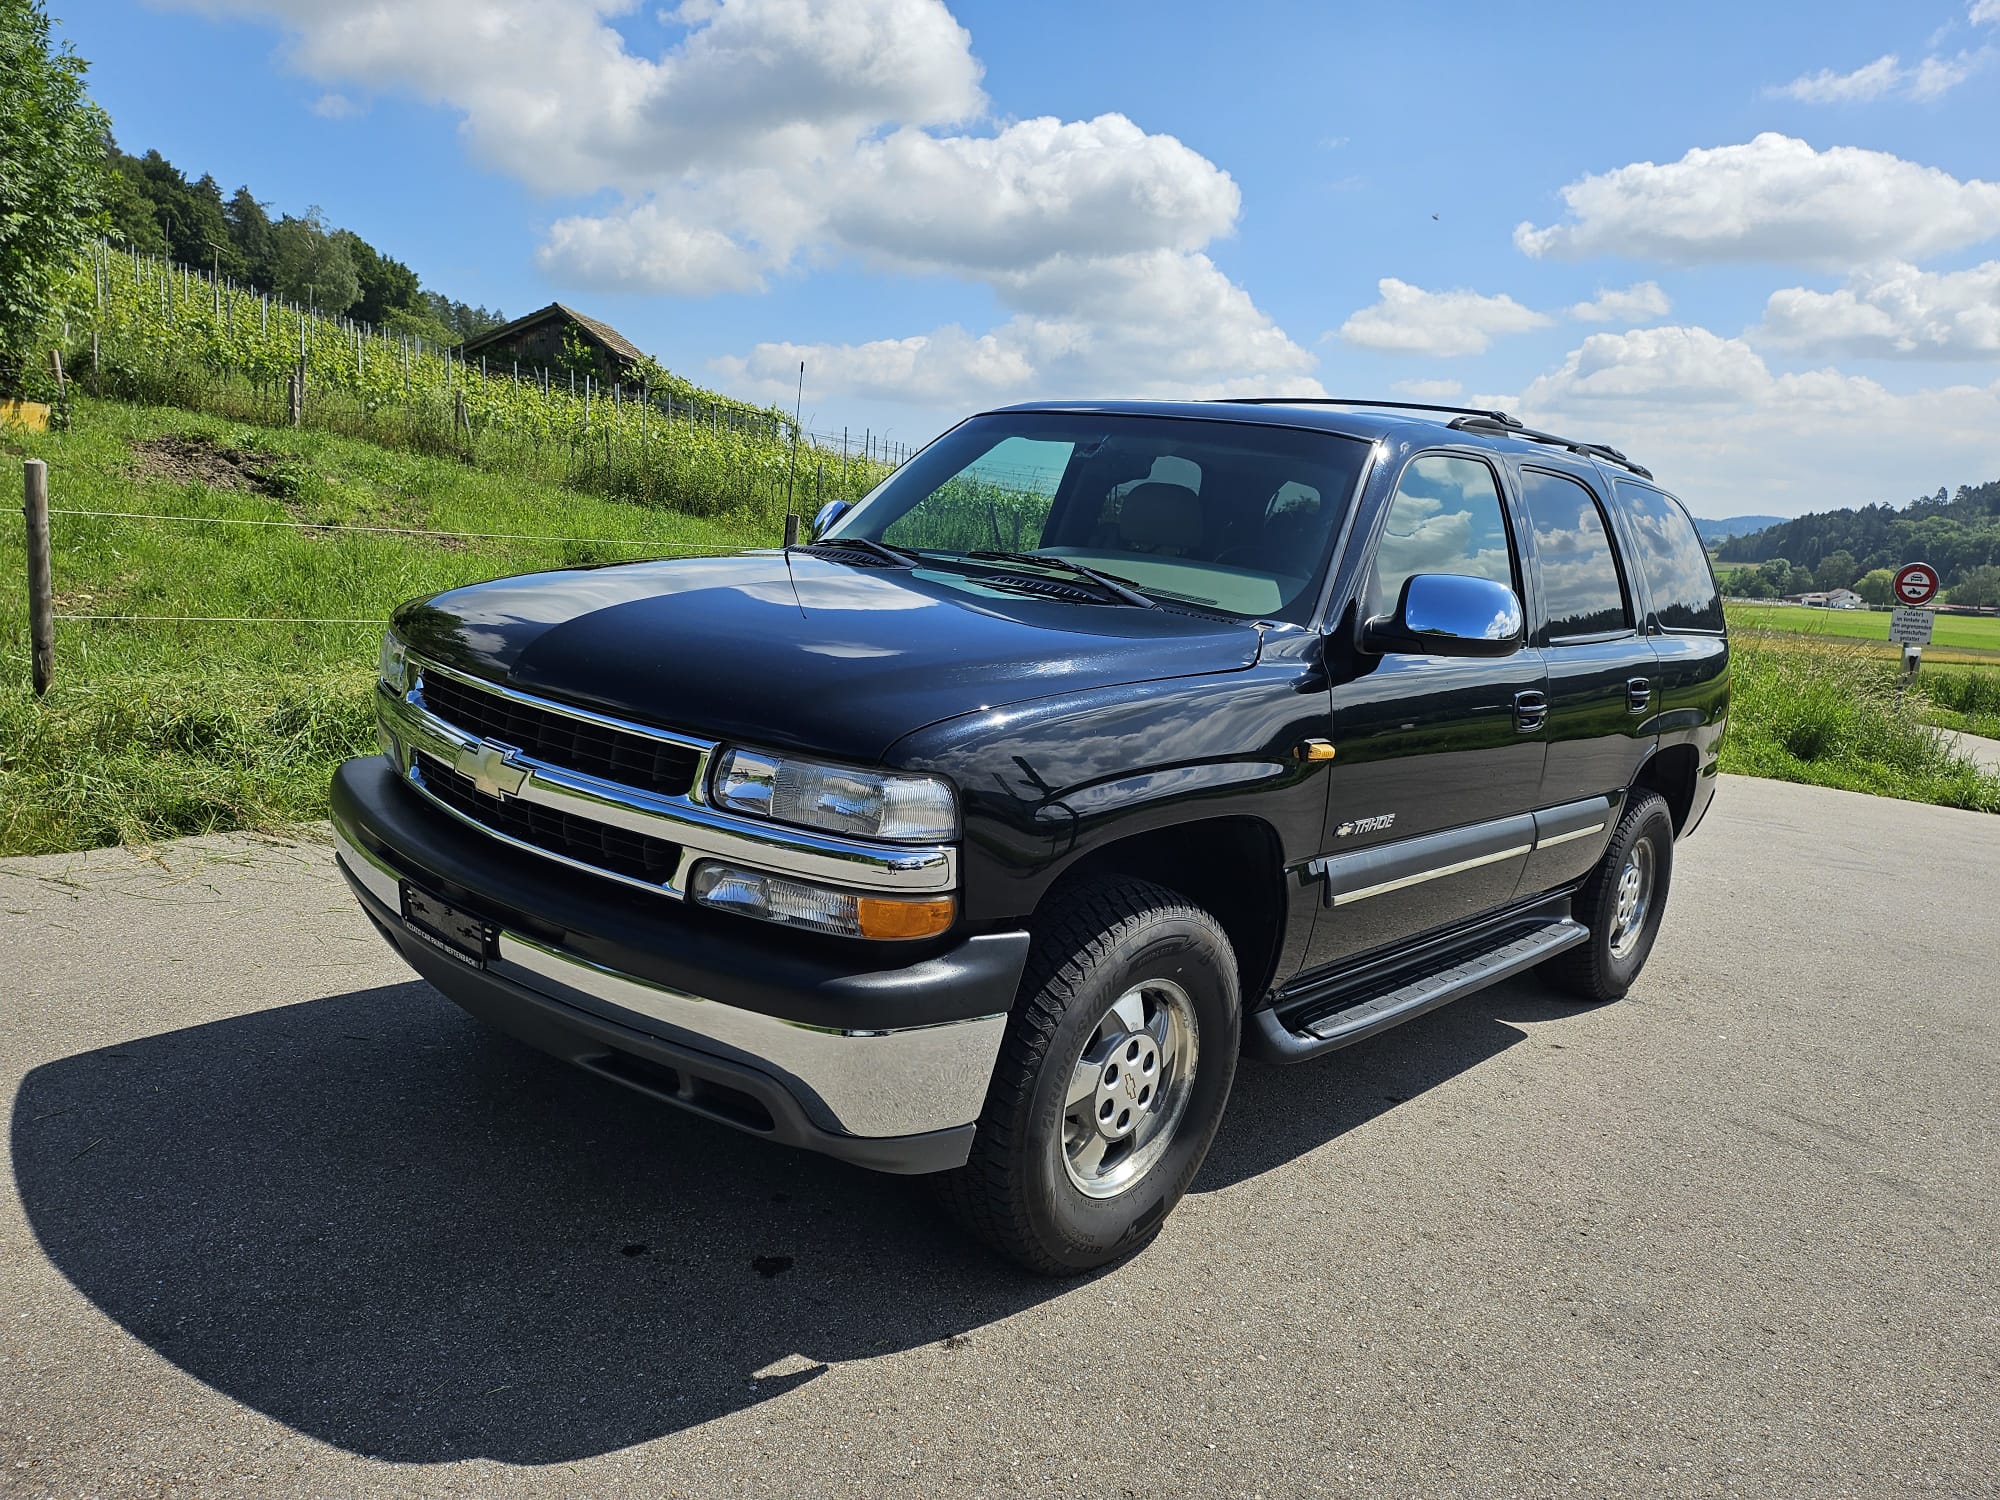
left=1311, top=814, right=1537, bottom=907
left=1311, top=795, right=1617, bottom=907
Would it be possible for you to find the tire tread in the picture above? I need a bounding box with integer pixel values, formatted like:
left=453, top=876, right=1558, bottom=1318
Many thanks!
left=1551, top=790, right=1673, bottom=1003
left=936, top=875, right=1225, bottom=1274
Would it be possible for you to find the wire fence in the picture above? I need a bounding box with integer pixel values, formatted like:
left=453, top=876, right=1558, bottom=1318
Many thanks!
left=44, top=507, right=757, bottom=551
left=11, top=474, right=789, bottom=670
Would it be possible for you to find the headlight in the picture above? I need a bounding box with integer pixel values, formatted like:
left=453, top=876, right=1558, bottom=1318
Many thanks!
left=690, top=862, right=955, bottom=940
left=711, top=748, right=956, bottom=843
left=378, top=630, right=410, bottom=693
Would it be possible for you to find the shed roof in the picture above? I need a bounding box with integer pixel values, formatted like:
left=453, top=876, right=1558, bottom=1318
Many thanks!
left=458, top=302, right=646, bottom=364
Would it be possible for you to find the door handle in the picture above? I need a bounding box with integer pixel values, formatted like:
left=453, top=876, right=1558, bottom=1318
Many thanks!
left=1627, top=677, right=1652, bottom=714
left=1513, top=690, right=1548, bottom=734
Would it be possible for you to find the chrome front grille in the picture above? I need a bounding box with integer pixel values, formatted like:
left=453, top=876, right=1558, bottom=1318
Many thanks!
left=416, top=671, right=701, bottom=798
left=414, top=752, right=683, bottom=883
left=378, top=652, right=958, bottom=900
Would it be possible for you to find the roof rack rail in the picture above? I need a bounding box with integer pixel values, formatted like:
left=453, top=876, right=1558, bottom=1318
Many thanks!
left=1219, top=396, right=1525, bottom=427
left=1214, top=396, right=1655, bottom=482
left=1447, top=415, right=1653, bottom=480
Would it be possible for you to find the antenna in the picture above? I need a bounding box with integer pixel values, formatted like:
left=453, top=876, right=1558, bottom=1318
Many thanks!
left=784, top=360, right=805, bottom=547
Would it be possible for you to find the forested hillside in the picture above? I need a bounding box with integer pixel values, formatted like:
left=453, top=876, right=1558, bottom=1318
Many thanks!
left=100, top=140, right=502, bottom=347
left=1717, top=480, right=2000, bottom=607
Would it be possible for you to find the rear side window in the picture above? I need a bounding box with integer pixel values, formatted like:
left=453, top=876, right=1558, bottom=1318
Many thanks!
left=1365, top=453, right=1515, bottom=615
left=1521, top=470, right=1631, bottom=640
left=1614, top=482, right=1726, bottom=633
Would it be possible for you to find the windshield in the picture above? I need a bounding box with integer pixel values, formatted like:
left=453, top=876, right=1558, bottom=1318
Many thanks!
left=821, top=412, right=1370, bottom=623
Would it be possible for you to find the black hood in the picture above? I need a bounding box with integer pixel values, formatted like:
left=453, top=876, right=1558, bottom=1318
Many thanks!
left=395, top=552, right=1266, bottom=762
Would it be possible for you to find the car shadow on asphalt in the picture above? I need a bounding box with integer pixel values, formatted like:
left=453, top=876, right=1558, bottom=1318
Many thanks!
left=12, top=975, right=1573, bottom=1464
left=1196, top=977, right=1579, bottom=1191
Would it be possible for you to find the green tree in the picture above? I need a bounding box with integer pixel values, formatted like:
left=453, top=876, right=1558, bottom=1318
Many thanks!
left=99, top=143, right=166, bottom=255
left=335, top=230, right=420, bottom=326
left=224, top=186, right=273, bottom=286
left=0, top=0, right=109, bottom=396
left=129, top=150, right=234, bottom=274
left=271, top=207, right=358, bottom=315
left=1948, top=565, right=2000, bottom=609
left=381, top=304, right=458, bottom=346
left=1855, top=568, right=1894, bottom=607
left=1752, top=558, right=1796, bottom=597
left=1814, top=549, right=1858, bottom=591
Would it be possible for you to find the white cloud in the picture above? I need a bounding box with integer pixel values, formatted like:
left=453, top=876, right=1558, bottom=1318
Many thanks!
left=308, top=91, right=361, bottom=119
left=1755, top=261, right=2000, bottom=359
left=1769, top=54, right=1905, bottom=103
left=538, top=205, right=767, bottom=295
left=1973, top=0, right=2000, bottom=25
left=177, top=0, right=1314, bottom=403
left=718, top=251, right=1322, bottom=408
left=1909, top=49, right=1988, bottom=98
left=186, top=0, right=984, bottom=194
left=1335, top=278, right=1550, bottom=357
left=1499, top=326, right=2000, bottom=514
left=1515, top=134, right=2000, bottom=267
left=1567, top=281, right=1671, bottom=323
left=1390, top=379, right=1464, bottom=399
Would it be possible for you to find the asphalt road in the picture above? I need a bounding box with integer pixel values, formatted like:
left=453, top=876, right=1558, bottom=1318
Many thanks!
left=2, top=774, right=1995, bottom=1500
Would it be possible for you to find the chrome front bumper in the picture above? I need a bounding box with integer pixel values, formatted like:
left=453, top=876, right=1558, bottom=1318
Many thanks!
left=334, top=825, right=1009, bottom=1165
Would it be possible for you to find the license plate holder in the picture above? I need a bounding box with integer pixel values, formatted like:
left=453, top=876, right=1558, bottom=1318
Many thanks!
left=400, top=883, right=493, bottom=968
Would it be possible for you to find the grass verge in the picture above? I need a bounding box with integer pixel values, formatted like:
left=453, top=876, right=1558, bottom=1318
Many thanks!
left=1719, top=632, right=2000, bottom=814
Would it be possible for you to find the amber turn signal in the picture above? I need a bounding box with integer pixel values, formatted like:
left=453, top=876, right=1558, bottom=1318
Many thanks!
left=856, top=895, right=956, bottom=940
left=1296, top=739, right=1337, bottom=762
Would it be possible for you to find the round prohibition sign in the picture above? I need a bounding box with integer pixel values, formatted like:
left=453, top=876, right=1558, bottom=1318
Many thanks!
left=1893, top=563, right=1940, bottom=607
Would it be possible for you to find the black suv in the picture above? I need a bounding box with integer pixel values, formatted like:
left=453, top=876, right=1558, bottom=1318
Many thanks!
left=333, top=398, right=1728, bottom=1274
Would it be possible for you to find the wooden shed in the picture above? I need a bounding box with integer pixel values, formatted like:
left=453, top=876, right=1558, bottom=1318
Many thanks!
left=458, top=303, right=646, bottom=383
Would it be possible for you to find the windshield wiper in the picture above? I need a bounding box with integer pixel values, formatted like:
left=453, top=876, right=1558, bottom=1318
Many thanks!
left=799, top=536, right=920, bottom=568
left=964, top=550, right=1159, bottom=609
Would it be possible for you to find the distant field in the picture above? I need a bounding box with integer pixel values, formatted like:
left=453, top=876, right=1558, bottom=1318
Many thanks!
left=1725, top=603, right=2000, bottom=660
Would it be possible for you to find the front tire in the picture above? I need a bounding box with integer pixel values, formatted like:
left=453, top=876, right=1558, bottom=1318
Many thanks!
left=938, top=877, right=1239, bottom=1275
left=1552, top=790, right=1675, bottom=1003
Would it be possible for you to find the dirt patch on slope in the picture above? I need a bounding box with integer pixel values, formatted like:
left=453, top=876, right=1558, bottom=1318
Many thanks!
left=130, top=435, right=285, bottom=495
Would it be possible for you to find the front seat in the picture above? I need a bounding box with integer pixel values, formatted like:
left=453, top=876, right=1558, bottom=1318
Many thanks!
left=1116, top=482, right=1203, bottom=556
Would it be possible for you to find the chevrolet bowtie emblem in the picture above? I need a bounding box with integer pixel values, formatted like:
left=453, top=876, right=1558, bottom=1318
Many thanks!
left=455, top=741, right=530, bottom=800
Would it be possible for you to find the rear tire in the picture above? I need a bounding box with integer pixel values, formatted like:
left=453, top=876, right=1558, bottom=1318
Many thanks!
left=937, top=877, right=1239, bottom=1275
left=1551, top=790, right=1674, bottom=1003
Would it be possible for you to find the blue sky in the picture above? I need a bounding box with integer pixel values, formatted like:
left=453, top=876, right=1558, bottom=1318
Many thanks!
left=60, top=0, right=2000, bottom=517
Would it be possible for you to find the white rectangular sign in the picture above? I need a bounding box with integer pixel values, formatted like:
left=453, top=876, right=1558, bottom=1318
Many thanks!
left=1889, top=607, right=1936, bottom=646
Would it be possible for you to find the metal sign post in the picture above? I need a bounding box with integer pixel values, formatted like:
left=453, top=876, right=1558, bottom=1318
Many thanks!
left=1889, top=563, right=1939, bottom=700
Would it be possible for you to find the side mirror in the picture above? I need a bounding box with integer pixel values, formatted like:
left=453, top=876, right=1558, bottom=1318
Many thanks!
left=1362, top=573, right=1525, bottom=658
left=810, top=499, right=850, bottom=541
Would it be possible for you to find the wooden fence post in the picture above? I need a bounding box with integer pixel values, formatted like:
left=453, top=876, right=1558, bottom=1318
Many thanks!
left=24, top=460, right=53, bottom=696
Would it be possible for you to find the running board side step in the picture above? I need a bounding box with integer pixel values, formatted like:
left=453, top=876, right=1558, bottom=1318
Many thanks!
left=1247, top=920, right=1588, bottom=1063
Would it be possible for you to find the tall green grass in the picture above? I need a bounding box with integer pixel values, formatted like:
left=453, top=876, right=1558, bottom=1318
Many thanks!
left=1921, top=664, right=2000, bottom=740
left=1, top=399, right=766, bottom=855
left=1720, top=632, right=2000, bottom=813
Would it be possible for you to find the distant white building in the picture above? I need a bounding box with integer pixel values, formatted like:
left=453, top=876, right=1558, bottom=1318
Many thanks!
left=1785, top=587, right=1864, bottom=610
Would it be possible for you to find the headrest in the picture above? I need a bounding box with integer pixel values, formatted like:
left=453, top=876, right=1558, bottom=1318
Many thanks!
left=1117, top=482, right=1202, bottom=553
